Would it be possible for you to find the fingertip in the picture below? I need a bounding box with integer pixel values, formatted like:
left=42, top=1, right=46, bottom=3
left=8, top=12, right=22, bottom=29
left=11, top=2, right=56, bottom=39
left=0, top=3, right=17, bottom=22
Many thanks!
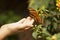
left=18, top=18, right=26, bottom=23
left=27, top=17, right=32, bottom=20
left=25, top=28, right=29, bottom=30
left=32, top=19, right=34, bottom=22
left=27, top=16, right=31, bottom=18
left=25, top=25, right=33, bottom=30
left=29, top=25, right=34, bottom=27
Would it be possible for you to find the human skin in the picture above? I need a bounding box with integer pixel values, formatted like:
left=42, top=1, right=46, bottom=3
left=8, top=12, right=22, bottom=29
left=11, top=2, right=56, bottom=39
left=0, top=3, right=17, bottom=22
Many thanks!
left=0, top=17, right=34, bottom=40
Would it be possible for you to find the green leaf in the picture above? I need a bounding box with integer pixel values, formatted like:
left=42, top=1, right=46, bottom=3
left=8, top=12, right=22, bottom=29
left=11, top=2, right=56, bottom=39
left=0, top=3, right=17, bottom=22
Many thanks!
left=56, top=33, right=60, bottom=40
left=29, top=0, right=50, bottom=10
left=46, top=37, right=52, bottom=40
left=42, top=28, right=51, bottom=37
left=32, top=31, right=38, bottom=39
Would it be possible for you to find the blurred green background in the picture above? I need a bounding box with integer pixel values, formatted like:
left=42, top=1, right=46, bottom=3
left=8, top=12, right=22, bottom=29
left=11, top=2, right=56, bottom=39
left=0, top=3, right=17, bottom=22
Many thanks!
left=0, top=0, right=29, bottom=26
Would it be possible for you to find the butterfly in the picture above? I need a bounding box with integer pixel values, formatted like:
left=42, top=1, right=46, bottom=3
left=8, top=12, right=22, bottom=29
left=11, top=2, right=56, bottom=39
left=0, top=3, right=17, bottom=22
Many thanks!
left=28, top=8, right=43, bottom=24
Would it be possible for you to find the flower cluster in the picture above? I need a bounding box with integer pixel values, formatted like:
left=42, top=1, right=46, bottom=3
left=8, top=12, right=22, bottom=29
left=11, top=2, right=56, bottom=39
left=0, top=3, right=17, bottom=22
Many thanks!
left=56, top=0, right=60, bottom=11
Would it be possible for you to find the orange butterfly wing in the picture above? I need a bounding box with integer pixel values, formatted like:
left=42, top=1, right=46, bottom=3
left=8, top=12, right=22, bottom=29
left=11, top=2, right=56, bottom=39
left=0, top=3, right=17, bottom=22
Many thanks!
left=29, top=8, right=43, bottom=24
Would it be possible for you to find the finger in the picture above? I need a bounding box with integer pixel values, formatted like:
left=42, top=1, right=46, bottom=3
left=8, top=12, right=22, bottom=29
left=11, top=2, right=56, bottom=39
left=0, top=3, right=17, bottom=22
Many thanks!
left=23, top=18, right=34, bottom=27
left=27, top=17, right=32, bottom=20
left=29, top=19, right=34, bottom=25
left=18, top=18, right=26, bottom=23
left=25, top=25, right=33, bottom=30
left=25, top=19, right=34, bottom=25
left=23, top=17, right=31, bottom=24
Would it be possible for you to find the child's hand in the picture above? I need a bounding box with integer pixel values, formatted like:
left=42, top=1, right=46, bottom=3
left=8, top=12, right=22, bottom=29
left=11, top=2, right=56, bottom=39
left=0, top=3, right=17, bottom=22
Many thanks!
left=0, top=17, right=34, bottom=40
left=17, top=17, right=34, bottom=30
left=1, top=17, right=34, bottom=34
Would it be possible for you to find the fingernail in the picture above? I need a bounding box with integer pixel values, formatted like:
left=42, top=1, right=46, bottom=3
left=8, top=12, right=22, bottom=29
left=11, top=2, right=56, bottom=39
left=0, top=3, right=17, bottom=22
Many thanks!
left=27, top=17, right=32, bottom=20
left=27, top=17, right=31, bottom=18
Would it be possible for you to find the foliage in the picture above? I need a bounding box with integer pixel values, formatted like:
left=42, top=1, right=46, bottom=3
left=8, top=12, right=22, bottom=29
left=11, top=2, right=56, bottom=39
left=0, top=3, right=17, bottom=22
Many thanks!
left=29, top=0, right=60, bottom=40
left=0, top=0, right=60, bottom=40
left=0, top=11, right=21, bottom=25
